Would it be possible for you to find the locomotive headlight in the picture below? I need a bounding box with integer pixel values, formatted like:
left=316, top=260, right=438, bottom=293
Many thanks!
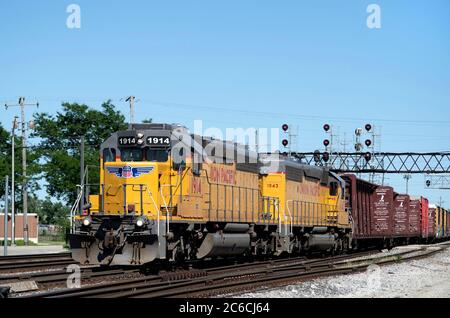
left=137, top=138, right=144, bottom=145
left=136, top=218, right=145, bottom=228
left=82, top=217, right=91, bottom=227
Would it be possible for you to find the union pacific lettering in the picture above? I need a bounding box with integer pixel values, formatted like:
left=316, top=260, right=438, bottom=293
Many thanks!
left=209, top=165, right=236, bottom=185
left=296, top=183, right=320, bottom=197
left=191, top=176, right=202, bottom=194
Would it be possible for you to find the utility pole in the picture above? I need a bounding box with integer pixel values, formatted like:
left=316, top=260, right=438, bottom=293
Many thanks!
left=11, top=117, right=18, bottom=246
left=126, top=96, right=135, bottom=127
left=79, top=135, right=85, bottom=215
left=4, top=175, right=9, bottom=256
left=404, top=174, right=412, bottom=194
left=255, top=129, right=259, bottom=155
left=5, top=97, right=38, bottom=246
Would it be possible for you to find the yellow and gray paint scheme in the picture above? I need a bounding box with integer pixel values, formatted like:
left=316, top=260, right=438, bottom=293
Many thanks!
left=69, top=123, right=351, bottom=266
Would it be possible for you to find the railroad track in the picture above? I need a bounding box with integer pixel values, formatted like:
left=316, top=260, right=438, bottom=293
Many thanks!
left=0, top=266, right=142, bottom=286
left=19, top=251, right=378, bottom=298
left=21, top=246, right=448, bottom=298
left=0, top=252, right=75, bottom=272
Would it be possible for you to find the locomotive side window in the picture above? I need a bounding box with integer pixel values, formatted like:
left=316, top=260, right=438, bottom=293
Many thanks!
left=103, top=148, right=116, bottom=163
left=172, top=147, right=187, bottom=171
left=146, top=148, right=169, bottom=162
left=192, top=151, right=202, bottom=176
left=120, top=148, right=143, bottom=161
left=330, top=181, right=338, bottom=196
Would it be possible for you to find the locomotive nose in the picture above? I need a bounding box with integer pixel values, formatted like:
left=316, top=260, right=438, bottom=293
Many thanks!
left=103, top=162, right=159, bottom=216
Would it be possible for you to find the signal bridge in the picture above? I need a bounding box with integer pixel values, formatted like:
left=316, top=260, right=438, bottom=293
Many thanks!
left=289, top=152, right=450, bottom=174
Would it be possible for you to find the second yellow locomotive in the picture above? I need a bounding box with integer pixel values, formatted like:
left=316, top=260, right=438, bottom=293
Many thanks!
left=69, top=123, right=351, bottom=266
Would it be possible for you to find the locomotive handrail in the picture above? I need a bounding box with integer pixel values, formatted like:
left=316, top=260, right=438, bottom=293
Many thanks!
left=285, top=200, right=294, bottom=235
left=70, top=185, right=84, bottom=232
left=160, top=184, right=171, bottom=234
left=146, top=188, right=161, bottom=239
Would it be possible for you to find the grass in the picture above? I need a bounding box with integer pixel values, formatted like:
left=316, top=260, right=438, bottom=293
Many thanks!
left=0, top=239, right=38, bottom=246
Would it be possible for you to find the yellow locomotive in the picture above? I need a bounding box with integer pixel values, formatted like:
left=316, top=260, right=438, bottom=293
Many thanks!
left=69, top=123, right=351, bottom=266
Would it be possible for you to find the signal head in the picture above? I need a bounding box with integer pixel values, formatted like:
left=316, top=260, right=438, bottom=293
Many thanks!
left=323, top=139, right=330, bottom=147
left=364, top=152, right=372, bottom=161
left=426, top=180, right=431, bottom=187
left=313, top=150, right=321, bottom=163
left=365, top=124, right=372, bottom=132
left=282, top=124, right=289, bottom=132
left=282, top=139, right=289, bottom=147
left=365, top=139, right=372, bottom=147
left=323, top=124, right=330, bottom=132
left=322, top=152, right=330, bottom=162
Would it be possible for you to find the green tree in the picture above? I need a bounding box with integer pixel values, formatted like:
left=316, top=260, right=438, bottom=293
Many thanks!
left=0, top=123, right=40, bottom=209
left=32, top=100, right=127, bottom=203
left=34, top=197, right=70, bottom=226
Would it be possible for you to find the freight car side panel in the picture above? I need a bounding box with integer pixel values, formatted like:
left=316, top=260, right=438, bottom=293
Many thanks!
left=342, top=174, right=395, bottom=239
left=408, top=200, right=421, bottom=236
left=371, top=186, right=394, bottom=236
left=342, top=175, right=374, bottom=238
left=428, top=206, right=436, bottom=238
left=447, top=210, right=450, bottom=237
left=421, top=197, right=431, bottom=238
left=393, top=194, right=410, bottom=236
left=432, top=207, right=442, bottom=238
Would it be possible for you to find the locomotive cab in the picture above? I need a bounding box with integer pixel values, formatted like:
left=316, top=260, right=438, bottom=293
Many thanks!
left=69, top=124, right=190, bottom=266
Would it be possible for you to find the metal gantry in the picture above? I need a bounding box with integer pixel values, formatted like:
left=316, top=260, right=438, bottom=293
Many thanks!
left=424, top=175, right=450, bottom=189
left=289, top=152, right=450, bottom=174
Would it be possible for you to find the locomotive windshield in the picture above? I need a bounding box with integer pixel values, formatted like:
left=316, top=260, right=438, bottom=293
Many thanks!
left=120, top=148, right=143, bottom=161
left=146, top=148, right=169, bottom=162
left=119, top=147, right=169, bottom=162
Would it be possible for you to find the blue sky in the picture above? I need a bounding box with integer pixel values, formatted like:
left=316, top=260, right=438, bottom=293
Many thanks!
left=1, top=1, right=449, bottom=205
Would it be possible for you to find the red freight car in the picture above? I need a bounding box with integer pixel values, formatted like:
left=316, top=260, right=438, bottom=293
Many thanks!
left=419, top=197, right=434, bottom=239
left=447, top=209, right=450, bottom=237
left=408, top=199, right=422, bottom=237
left=342, top=175, right=395, bottom=244
left=372, top=186, right=394, bottom=236
left=427, top=203, right=436, bottom=239
left=342, top=174, right=376, bottom=239
left=393, top=193, right=410, bottom=236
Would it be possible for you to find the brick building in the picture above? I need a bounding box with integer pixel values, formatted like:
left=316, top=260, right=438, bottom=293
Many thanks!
left=0, top=213, right=39, bottom=244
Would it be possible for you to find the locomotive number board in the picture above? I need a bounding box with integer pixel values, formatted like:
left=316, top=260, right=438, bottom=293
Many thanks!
left=118, top=136, right=137, bottom=146
left=147, top=136, right=171, bottom=147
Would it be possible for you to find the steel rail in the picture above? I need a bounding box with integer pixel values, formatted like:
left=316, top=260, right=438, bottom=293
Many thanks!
left=20, top=251, right=387, bottom=298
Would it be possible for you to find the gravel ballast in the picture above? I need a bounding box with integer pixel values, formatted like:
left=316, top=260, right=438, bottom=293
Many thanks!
left=230, top=245, right=450, bottom=298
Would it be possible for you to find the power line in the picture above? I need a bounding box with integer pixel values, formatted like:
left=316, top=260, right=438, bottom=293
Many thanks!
left=4, top=95, right=450, bottom=126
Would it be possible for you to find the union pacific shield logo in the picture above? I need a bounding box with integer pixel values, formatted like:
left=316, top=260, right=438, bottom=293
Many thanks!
left=106, top=165, right=154, bottom=178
